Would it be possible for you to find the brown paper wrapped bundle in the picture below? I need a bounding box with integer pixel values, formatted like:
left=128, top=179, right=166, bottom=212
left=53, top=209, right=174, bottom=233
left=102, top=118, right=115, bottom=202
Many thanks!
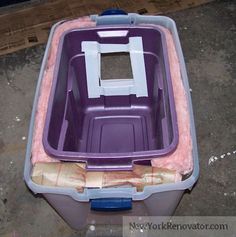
left=32, top=163, right=182, bottom=192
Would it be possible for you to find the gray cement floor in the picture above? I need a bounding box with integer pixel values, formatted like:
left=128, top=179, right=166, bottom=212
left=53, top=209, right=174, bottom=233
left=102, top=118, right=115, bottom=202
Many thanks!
left=0, top=1, right=235, bottom=236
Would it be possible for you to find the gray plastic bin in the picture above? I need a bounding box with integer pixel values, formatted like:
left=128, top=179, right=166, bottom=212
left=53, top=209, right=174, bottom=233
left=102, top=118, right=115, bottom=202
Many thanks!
left=24, top=13, right=199, bottom=230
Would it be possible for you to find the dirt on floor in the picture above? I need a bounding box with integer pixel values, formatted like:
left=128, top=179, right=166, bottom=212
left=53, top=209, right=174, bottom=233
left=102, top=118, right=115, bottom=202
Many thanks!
left=0, top=0, right=235, bottom=236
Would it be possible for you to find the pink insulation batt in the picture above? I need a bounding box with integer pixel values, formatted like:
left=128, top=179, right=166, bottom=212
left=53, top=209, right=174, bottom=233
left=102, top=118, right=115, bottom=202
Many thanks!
left=31, top=17, right=193, bottom=176
left=151, top=25, right=193, bottom=175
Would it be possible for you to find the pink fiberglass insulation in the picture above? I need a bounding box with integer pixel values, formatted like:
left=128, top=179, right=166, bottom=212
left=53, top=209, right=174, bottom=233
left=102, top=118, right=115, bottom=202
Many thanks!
left=31, top=18, right=193, bottom=175
left=151, top=25, right=193, bottom=175
left=31, top=17, right=96, bottom=164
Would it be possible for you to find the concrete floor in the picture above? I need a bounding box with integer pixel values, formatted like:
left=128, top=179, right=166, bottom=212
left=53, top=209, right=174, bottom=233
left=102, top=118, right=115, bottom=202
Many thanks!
left=0, top=1, right=235, bottom=236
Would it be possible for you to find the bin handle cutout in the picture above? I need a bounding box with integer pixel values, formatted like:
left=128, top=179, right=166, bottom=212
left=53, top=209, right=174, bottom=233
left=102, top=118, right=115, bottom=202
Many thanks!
left=97, top=30, right=129, bottom=38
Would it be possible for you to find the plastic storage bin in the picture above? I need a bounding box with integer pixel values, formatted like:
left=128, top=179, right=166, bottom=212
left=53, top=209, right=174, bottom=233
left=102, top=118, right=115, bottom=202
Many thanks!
left=24, top=12, right=199, bottom=230
left=42, top=24, right=179, bottom=169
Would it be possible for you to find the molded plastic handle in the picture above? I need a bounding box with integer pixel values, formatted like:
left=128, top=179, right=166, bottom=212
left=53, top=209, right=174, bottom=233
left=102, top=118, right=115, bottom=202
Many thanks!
left=95, top=9, right=134, bottom=25
left=91, top=198, right=132, bottom=211
left=100, top=9, right=127, bottom=16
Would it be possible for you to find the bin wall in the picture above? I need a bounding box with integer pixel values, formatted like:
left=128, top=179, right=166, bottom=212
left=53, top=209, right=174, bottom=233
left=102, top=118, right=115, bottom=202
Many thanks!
left=44, top=190, right=184, bottom=230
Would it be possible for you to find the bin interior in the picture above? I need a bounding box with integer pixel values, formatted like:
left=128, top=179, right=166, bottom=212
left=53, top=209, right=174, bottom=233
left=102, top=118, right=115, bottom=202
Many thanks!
left=43, top=25, right=178, bottom=165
